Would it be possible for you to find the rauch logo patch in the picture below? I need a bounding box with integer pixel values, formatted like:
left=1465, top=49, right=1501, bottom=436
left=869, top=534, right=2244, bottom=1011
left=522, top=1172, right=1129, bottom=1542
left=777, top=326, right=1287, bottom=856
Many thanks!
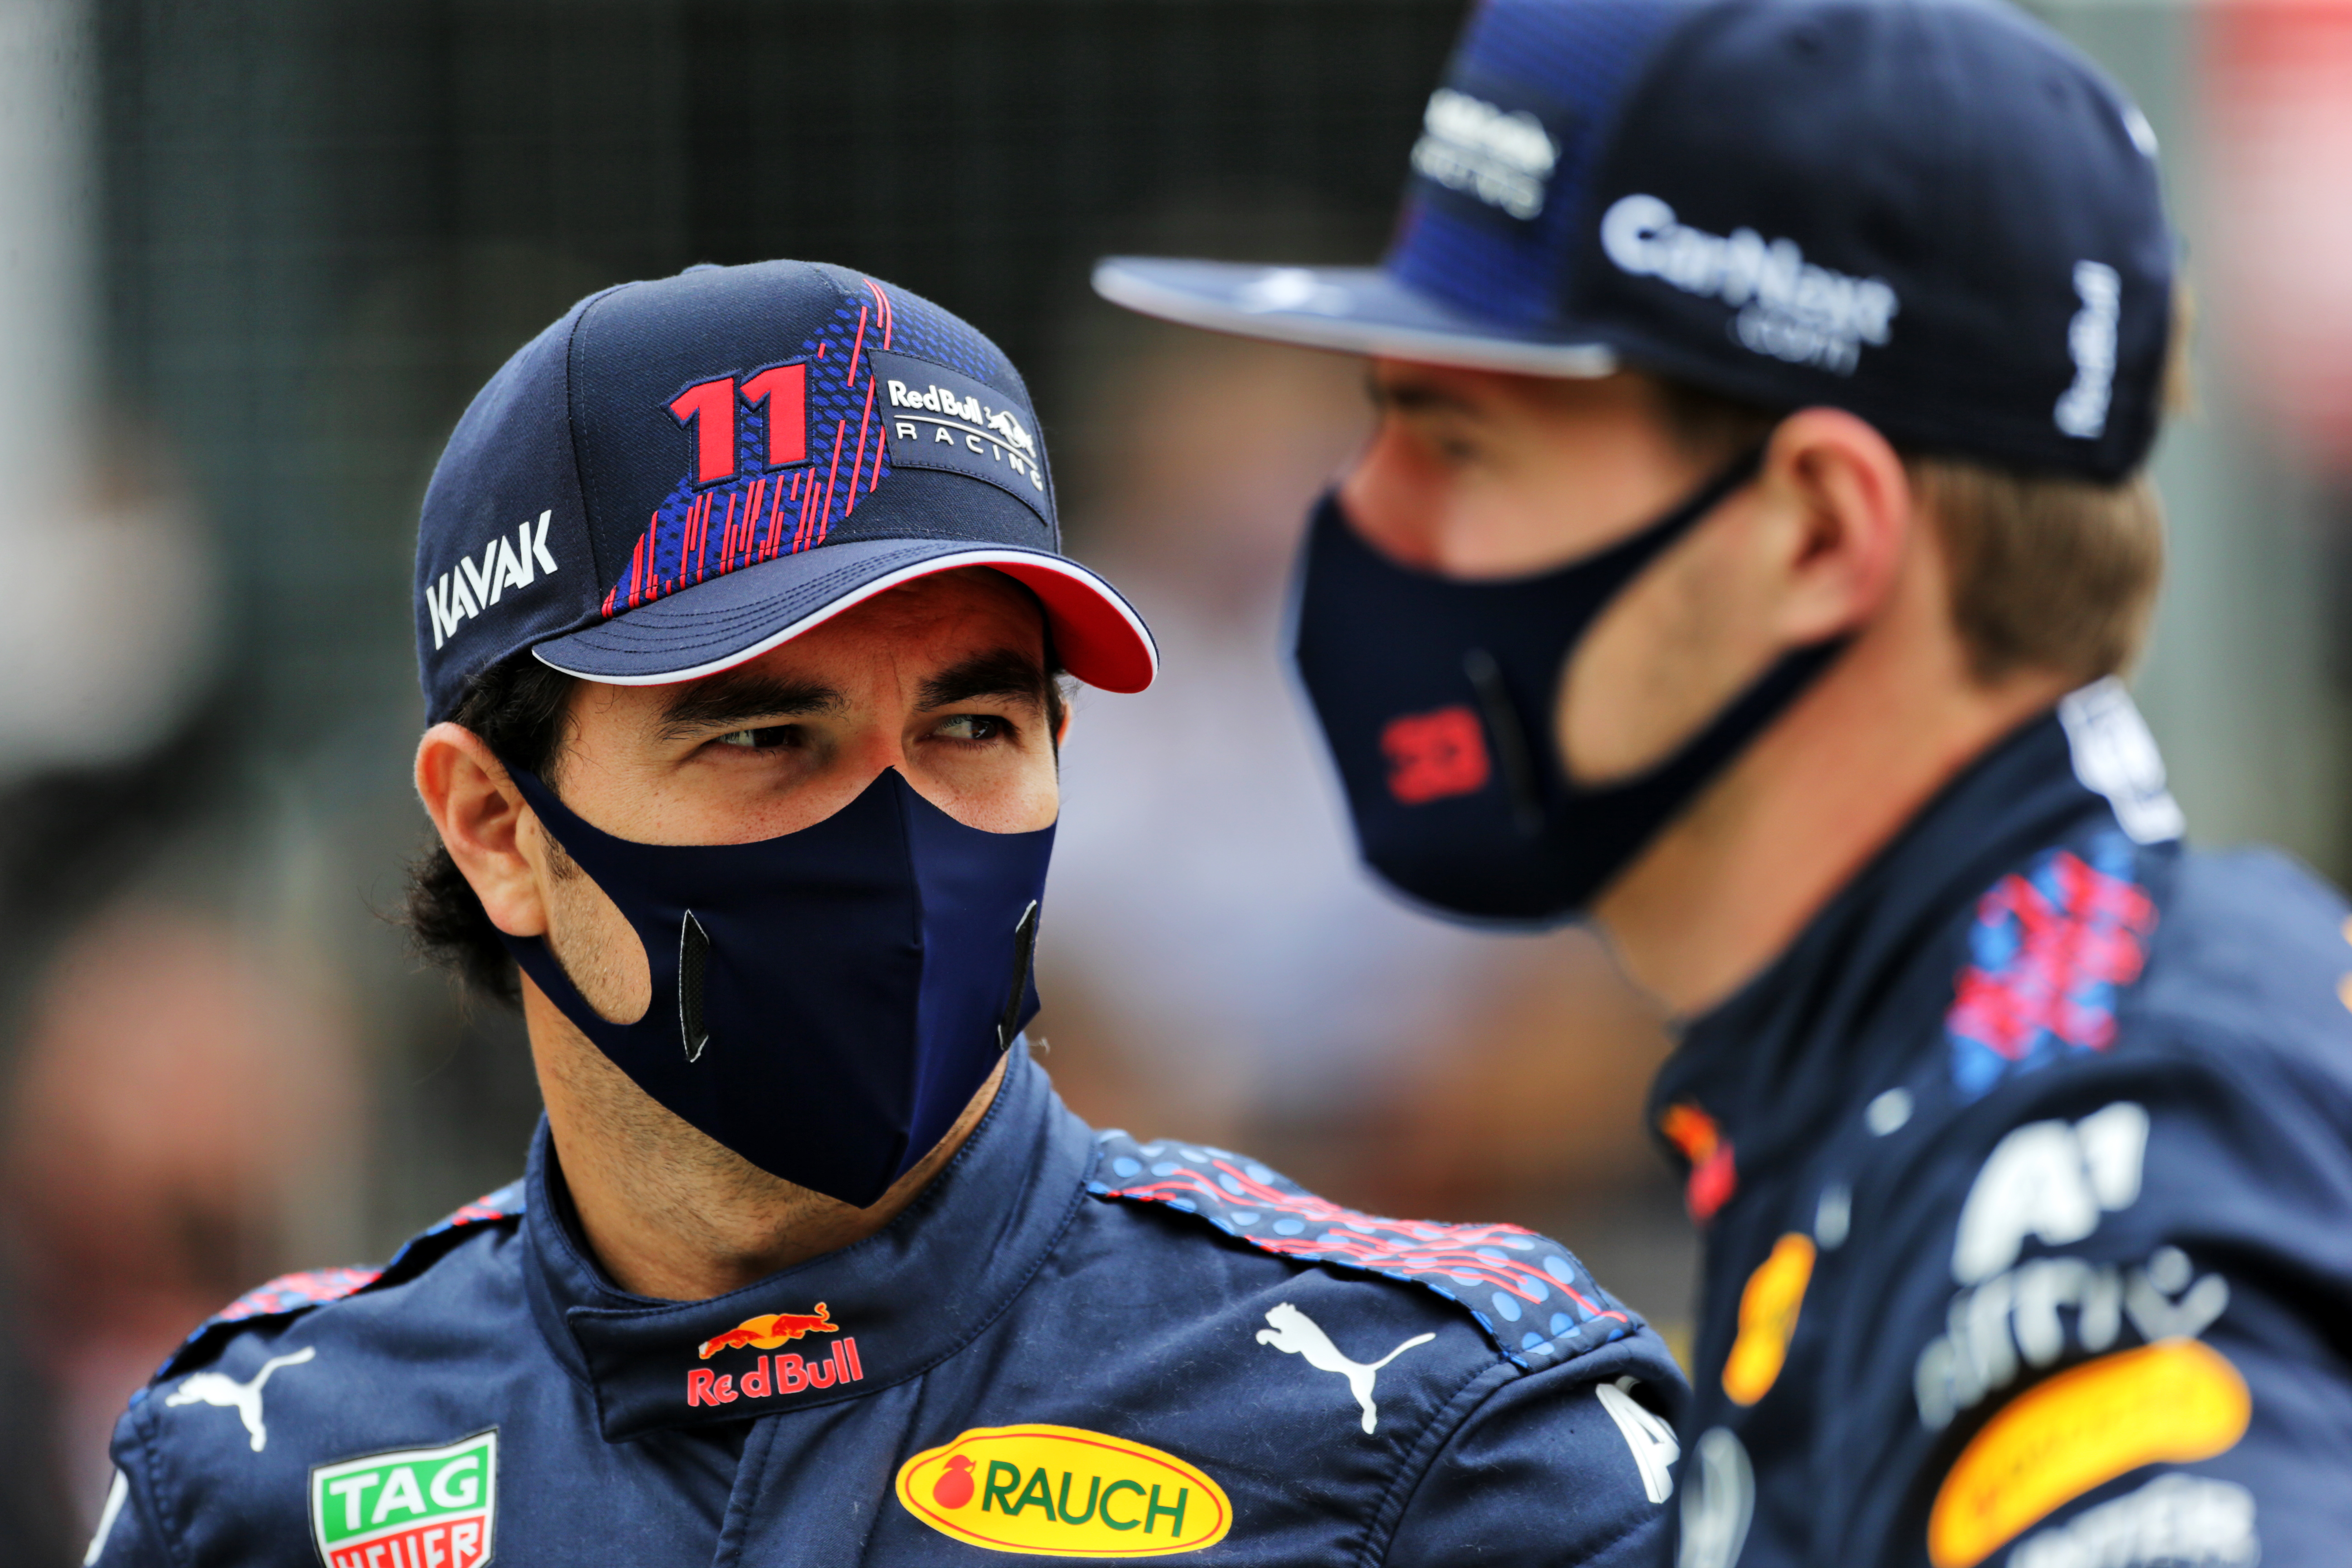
left=309, top=1429, right=495, bottom=1568
left=895, top=1424, right=1232, bottom=1558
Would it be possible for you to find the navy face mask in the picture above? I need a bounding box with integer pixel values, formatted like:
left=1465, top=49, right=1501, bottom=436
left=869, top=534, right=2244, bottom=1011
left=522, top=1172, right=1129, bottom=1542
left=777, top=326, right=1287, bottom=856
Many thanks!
left=1291, top=449, right=1844, bottom=925
left=499, top=765, right=1052, bottom=1208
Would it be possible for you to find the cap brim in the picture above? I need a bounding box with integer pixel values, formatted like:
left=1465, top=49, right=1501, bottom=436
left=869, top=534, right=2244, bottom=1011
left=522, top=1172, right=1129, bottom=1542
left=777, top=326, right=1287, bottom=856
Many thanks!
left=1093, top=257, right=1619, bottom=377
left=534, top=538, right=1158, bottom=695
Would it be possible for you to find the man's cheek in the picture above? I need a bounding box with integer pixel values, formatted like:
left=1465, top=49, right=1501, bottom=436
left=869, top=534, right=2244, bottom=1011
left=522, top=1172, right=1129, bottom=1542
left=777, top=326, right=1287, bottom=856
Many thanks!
left=1555, top=550, right=1758, bottom=786
left=1556, top=572, right=1690, bottom=786
left=546, top=867, right=654, bottom=1025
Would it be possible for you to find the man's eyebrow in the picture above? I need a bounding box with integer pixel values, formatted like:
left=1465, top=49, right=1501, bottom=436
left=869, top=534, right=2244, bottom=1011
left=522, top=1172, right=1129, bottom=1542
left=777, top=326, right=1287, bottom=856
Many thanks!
left=657, top=671, right=848, bottom=736
left=1367, top=371, right=1481, bottom=418
left=917, top=649, right=1050, bottom=711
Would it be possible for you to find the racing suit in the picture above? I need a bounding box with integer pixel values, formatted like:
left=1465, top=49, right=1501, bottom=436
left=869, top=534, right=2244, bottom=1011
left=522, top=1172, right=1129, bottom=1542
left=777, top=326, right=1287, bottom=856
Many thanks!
left=91, top=1048, right=1685, bottom=1566
left=1652, top=682, right=2352, bottom=1567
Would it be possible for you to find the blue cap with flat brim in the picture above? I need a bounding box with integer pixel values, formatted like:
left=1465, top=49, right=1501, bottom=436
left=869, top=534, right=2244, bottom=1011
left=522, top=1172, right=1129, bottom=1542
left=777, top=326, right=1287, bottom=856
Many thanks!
left=1096, top=0, right=2175, bottom=482
left=415, top=259, right=1156, bottom=725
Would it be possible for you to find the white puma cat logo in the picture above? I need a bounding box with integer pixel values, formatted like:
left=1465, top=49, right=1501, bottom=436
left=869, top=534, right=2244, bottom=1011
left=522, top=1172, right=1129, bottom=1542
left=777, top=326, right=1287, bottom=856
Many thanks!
left=1255, top=1302, right=1435, bottom=1434
left=163, top=1346, right=314, bottom=1452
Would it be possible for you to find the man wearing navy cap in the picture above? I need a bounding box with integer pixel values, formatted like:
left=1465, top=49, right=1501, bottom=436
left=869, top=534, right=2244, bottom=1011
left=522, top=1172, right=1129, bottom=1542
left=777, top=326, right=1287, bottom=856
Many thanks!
left=1099, top=0, right=2352, bottom=1563
left=85, top=260, right=1684, bottom=1566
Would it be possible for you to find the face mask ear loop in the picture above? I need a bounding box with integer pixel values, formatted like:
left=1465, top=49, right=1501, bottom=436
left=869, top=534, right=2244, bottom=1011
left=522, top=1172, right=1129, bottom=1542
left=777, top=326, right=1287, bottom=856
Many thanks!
left=1531, top=437, right=1770, bottom=772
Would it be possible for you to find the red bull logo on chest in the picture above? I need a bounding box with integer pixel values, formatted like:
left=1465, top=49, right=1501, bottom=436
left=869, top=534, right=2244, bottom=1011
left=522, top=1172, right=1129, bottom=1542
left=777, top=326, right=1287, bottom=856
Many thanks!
left=686, top=1304, right=863, bottom=1408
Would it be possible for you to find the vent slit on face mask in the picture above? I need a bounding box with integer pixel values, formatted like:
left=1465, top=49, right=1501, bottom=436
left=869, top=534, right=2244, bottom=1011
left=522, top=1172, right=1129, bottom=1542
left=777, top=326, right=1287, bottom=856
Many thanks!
left=679, top=911, right=712, bottom=1063
left=1463, top=648, right=1544, bottom=836
left=996, top=900, right=1040, bottom=1052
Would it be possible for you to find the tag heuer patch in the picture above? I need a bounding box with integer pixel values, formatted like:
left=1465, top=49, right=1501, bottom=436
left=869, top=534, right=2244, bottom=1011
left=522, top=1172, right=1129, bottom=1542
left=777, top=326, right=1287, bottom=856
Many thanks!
left=311, top=1429, right=496, bottom=1568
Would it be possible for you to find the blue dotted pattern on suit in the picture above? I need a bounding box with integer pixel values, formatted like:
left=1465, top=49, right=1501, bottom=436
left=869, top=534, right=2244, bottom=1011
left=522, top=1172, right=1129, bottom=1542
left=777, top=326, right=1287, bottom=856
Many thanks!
left=1087, top=1130, right=1640, bottom=1370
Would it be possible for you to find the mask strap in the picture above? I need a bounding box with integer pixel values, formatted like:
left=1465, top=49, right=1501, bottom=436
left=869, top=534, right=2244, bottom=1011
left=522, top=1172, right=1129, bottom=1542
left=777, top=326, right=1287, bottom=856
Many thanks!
left=1553, top=441, right=1767, bottom=605
left=492, top=764, right=675, bottom=1053
left=1470, top=442, right=1772, bottom=834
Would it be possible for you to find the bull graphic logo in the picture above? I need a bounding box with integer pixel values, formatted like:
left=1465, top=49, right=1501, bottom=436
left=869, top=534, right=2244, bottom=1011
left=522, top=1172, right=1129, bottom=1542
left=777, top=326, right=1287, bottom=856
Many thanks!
left=984, top=406, right=1037, bottom=460
left=697, top=1303, right=839, bottom=1359
left=1255, top=1303, right=1433, bottom=1434
left=164, top=1345, right=316, bottom=1453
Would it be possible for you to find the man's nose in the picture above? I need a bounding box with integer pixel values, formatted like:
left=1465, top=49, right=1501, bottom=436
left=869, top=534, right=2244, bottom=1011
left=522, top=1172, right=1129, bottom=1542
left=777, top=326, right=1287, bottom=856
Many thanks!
left=838, top=720, right=915, bottom=785
left=1338, top=426, right=1450, bottom=572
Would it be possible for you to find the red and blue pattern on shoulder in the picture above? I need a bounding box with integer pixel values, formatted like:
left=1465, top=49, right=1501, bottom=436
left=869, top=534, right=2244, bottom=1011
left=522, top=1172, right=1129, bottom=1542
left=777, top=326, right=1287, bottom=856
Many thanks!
left=1087, top=1132, right=1640, bottom=1370
left=1945, top=827, right=2159, bottom=1098
left=147, top=1178, right=526, bottom=1388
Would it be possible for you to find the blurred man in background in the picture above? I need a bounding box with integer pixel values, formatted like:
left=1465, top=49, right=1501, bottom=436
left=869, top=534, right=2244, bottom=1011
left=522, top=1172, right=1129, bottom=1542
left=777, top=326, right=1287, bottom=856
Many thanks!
left=1044, top=315, right=1679, bottom=1258
left=88, top=260, right=1683, bottom=1566
left=1100, top=0, right=2352, bottom=1562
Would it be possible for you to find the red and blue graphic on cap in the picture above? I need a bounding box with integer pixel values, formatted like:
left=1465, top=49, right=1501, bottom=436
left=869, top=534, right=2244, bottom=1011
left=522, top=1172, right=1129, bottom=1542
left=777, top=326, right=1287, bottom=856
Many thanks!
left=599, top=279, right=1018, bottom=617
left=1945, top=831, right=2157, bottom=1097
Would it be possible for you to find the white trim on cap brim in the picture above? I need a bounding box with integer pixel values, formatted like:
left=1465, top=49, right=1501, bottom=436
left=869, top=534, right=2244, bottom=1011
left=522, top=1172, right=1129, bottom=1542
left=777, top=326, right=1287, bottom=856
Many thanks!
left=1092, top=260, right=1620, bottom=378
left=534, top=549, right=1159, bottom=693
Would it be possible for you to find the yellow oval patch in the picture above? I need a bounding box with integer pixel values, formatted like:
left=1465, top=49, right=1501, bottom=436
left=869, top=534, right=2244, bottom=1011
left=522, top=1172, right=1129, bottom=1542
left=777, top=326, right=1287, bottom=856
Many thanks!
left=1928, top=1339, right=2250, bottom=1568
left=895, top=1424, right=1234, bottom=1558
left=1722, top=1232, right=1815, bottom=1405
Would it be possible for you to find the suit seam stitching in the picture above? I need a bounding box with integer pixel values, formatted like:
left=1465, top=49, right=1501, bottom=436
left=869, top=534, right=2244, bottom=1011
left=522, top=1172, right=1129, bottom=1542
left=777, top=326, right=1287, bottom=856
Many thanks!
left=1352, top=1357, right=1518, bottom=1568
left=129, top=1401, right=190, bottom=1568
left=710, top=1413, right=786, bottom=1568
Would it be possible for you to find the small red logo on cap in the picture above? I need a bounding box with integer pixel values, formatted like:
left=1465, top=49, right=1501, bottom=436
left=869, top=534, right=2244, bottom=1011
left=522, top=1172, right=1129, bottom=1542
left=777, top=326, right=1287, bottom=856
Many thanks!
left=1381, top=706, right=1490, bottom=804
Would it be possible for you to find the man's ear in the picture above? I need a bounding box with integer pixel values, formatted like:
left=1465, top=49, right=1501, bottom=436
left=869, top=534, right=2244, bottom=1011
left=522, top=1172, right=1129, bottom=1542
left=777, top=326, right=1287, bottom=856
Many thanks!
left=1754, top=407, right=1912, bottom=645
left=415, top=723, right=550, bottom=939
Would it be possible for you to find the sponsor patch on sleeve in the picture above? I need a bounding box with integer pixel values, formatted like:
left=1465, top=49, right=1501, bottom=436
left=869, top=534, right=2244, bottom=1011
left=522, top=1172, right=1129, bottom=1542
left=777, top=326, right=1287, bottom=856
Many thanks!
left=1926, top=1340, right=2249, bottom=1568
left=895, top=1424, right=1231, bottom=1558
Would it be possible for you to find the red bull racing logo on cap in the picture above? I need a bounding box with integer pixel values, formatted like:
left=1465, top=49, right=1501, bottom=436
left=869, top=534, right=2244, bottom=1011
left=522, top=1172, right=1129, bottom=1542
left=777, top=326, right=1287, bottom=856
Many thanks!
left=686, top=1303, right=864, bottom=1408
left=869, top=347, right=1051, bottom=526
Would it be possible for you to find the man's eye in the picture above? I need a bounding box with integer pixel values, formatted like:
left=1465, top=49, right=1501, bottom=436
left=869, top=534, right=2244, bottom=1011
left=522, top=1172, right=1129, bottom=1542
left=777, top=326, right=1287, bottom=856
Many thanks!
left=937, top=715, right=1005, bottom=742
left=715, top=726, right=794, bottom=750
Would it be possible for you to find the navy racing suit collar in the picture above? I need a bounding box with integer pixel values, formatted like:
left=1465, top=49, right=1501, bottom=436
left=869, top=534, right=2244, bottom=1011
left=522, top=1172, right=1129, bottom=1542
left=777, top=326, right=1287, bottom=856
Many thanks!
left=1648, top=708, right=2135, bottom=1218
left=521, top=1047, right=1096, bottom=1441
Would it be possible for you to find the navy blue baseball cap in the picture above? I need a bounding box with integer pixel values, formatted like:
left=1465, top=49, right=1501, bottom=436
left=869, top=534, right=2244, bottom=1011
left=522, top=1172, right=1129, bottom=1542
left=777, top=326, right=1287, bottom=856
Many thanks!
left=1095, top=0, right=2174, bottom=481
left=415, top=260, right=1156, bottom=724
